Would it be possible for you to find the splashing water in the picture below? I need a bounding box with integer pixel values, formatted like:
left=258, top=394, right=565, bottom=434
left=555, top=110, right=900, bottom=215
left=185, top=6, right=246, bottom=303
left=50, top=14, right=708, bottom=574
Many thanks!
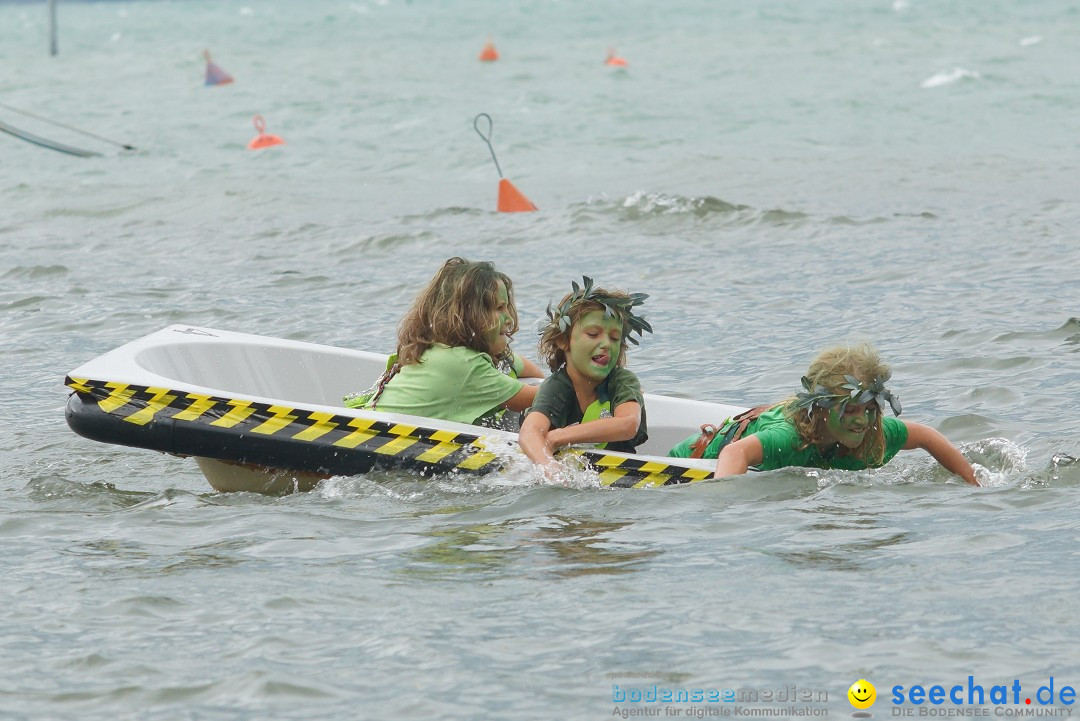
left=963, top=437, right=1027, bottom=487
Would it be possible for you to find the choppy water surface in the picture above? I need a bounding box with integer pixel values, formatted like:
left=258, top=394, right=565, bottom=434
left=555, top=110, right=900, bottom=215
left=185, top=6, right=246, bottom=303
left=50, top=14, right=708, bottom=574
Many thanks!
left=2, top=0, right=1079, bottom=719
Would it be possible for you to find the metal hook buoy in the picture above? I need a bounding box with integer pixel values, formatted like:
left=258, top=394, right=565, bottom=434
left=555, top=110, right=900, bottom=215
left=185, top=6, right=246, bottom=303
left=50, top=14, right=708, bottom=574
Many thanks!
left=473, top=112, right=503, bottom=179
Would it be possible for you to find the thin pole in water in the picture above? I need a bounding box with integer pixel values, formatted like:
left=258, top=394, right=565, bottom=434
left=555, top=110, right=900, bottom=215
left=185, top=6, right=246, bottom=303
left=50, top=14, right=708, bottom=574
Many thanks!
left=48, top=0, right=58, bottom=56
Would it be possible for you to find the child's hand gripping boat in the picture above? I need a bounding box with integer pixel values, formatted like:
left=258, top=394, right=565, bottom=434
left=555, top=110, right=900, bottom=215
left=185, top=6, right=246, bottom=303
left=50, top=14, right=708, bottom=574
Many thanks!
left=64, top=326, right=746, bottom=494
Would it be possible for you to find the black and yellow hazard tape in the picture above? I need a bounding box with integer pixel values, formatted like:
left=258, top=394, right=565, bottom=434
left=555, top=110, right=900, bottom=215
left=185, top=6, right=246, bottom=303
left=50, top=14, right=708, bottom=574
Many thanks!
left=64, top=377, right=712, bottom=488
left=577, top=451, right=712, bottom=488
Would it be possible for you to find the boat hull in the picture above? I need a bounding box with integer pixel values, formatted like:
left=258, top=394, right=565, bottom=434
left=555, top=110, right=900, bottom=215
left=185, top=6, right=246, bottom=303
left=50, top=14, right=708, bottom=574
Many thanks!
left=65, top=376, right=511, bottom=479
left=64, top=326, right=739, bottom=493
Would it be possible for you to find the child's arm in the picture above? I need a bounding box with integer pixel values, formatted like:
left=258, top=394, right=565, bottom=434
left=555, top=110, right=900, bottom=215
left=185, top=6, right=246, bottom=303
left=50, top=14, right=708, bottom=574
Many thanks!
left=902, top=421, right=979, bottom=486
left=713, top=435, right=764, bottom=478
left=519, top=411, right=557, bottom=466
left=519, top=402, right=642, bottom=467
left=547, top=401, right=641, bottom=449
left=517, top=356, right=545, bottom=379
left=503, top=383, right=539, bottom=412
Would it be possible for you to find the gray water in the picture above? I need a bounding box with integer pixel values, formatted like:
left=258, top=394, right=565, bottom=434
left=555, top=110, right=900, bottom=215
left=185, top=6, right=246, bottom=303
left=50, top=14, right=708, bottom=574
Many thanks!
left=2, top=0, right=1079, bottom=719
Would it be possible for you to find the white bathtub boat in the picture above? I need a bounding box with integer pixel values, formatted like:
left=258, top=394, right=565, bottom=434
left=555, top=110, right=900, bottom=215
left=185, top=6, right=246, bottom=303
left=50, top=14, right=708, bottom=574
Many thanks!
left=64, top=325, right=745, bottom=494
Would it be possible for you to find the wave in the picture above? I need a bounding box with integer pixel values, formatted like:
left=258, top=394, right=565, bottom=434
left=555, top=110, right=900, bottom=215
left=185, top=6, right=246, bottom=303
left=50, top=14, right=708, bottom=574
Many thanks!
left=920, top=67, right=981, bottom=89
left=572, top=191, right=810, bottom=226
left=400, top=206, right=486, bottom=223
left=620, top=191, right=748, bottom=217
left=991, top=317, right=1080, bottom=345
left=1, top=264, right=68, bottom=280
left=330, top=230, right=438, bottom=255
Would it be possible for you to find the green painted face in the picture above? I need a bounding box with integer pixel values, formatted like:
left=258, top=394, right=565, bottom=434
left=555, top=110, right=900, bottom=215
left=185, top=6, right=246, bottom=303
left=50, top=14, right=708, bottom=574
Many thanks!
left=483, top=280, right=512, bottom=357
left=565, top=309, right=622, bottom=384
left=826, top=402, right=878, bottom=448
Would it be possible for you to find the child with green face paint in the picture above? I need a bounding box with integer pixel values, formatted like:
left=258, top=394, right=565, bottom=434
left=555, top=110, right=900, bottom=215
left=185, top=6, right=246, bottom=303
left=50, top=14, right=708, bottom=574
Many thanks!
left=668, top=343, right=979, bottom=485
left=519, top=277, right=653, bottom=468
left=343, top=257, right=544, bottom=427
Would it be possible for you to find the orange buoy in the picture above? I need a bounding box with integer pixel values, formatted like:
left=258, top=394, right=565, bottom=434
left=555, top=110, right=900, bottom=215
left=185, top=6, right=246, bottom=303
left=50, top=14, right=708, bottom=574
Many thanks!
left=479, top=38, right=499, bottom=62
left=473, top=113, right=536, bottom=213
left=605, top=47, right=628, bottom=67
left=247, top=114, right=284, bottom=150
left=497, top=178, right=538, bottom=213
left=204, top=49, right=234, bottom=86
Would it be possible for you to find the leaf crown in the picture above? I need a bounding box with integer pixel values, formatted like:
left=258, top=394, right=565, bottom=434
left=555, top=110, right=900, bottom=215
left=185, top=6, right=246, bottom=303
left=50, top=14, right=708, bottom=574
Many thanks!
left=794, top=371, right=902, bottom=417
left=543, top=276, right=653, bottom=345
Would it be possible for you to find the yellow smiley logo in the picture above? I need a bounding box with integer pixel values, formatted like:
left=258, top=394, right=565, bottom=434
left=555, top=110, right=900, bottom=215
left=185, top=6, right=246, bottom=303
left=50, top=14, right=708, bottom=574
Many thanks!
left=848, top=679, right=876, bottom=709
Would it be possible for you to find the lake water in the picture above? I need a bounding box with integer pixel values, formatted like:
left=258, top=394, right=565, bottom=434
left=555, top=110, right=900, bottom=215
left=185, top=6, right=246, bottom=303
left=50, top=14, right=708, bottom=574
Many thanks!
left=2, top=0, right=1079, bottom=719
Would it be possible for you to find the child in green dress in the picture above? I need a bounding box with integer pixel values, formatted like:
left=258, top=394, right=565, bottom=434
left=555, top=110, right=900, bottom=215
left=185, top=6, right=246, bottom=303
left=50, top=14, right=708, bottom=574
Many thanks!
left=668, top=343, right=978, bottom=485
left=345, top=257, right=543, bottom=427
left=519, top=277, right=652, bottom=468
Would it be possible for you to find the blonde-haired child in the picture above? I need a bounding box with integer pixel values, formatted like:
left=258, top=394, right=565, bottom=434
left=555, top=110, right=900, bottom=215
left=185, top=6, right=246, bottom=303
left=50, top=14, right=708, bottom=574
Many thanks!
left=669, top=343, right=978, bottom=485
left=345, top=257, right=542, bottom=426
left=519, top=277, right=652, bottom=467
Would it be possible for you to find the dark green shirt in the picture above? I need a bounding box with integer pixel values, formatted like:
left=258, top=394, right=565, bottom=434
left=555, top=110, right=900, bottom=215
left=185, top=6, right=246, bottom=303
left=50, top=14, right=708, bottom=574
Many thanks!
left=526, top=367, right=648, bottom=453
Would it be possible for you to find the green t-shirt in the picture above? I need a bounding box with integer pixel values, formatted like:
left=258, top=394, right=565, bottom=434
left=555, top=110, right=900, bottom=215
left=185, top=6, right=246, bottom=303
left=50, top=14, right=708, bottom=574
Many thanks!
left=668, top=405, right=909, bottom=471
left=360, top=344, right=524, bottom=425
left=525, top=366, right=648, bottom=453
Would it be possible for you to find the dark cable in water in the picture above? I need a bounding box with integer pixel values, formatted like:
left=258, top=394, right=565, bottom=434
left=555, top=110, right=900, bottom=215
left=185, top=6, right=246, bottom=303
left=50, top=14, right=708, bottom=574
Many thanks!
left=0, top=119, right=100, bottom=157
left=0, top=101, right=135, bottom=151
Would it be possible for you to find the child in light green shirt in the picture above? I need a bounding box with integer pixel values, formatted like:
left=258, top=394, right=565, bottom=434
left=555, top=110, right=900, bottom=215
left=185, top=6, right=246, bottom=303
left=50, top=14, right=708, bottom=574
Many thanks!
left=345, top=257, right=542, bottom=426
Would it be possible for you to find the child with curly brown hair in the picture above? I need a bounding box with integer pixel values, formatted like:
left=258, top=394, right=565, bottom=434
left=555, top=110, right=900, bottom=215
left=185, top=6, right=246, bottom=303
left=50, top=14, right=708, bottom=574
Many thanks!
left=518, top=277, right=652, bottom=468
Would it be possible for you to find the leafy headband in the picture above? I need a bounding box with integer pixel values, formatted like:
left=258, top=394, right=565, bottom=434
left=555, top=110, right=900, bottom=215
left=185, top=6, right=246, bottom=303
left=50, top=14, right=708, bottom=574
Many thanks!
left=544, top=276, right=653, bottom=345
left=794, top=372, right=902, bottom=417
